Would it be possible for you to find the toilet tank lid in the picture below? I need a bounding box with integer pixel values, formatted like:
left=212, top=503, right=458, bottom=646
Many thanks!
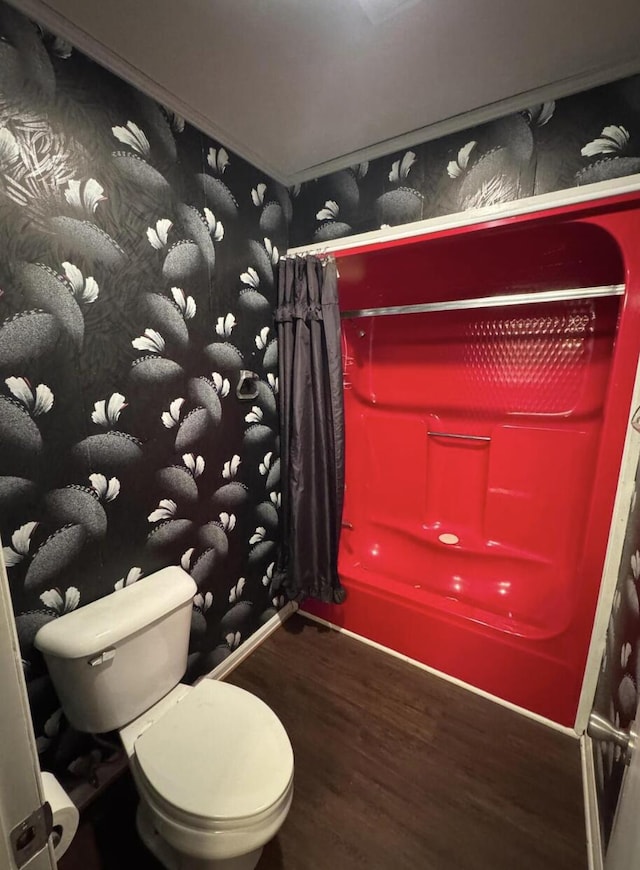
left=34, top=567, right=196, bottom=659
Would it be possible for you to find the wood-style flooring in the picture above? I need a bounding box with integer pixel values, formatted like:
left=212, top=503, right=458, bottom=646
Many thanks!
left=59, top=613, right=587, bottom=870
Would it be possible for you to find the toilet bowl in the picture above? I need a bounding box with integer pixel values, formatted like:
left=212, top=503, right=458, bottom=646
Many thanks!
left=120, top=679, right=294, bottom=870
left=34, top=567, right=294, bottom=870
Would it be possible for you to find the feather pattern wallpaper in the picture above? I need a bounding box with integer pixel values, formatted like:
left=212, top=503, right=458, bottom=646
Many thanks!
left=290, top=77, right=640, bottom=245
left=0, top=3, right=289, bottom=777
left=1, top=0, right=640, bottom=831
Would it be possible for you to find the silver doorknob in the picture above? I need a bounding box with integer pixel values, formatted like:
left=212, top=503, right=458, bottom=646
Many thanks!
left=587, top=711, right=636, bottom=766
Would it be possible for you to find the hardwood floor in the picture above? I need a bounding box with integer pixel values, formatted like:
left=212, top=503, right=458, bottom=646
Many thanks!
left=230, top=614, right=587, bottom=870
left=59, top=613, right=587, bottom=870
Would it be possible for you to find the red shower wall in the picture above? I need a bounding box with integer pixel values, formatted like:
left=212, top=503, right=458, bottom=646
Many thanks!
left=305, top=193, right=640, bottom=727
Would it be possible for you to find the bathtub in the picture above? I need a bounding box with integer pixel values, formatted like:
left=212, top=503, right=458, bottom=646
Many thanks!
left=304, top=196, right=640, bottom=727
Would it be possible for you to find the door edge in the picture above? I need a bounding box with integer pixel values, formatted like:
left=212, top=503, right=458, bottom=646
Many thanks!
left=581, top=734, right=605, bottom=870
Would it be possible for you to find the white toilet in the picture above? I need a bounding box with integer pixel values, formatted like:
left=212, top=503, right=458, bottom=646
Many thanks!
left=34, top=567, right=294, bottom=870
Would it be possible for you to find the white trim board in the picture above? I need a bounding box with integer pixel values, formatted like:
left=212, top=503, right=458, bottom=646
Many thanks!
left=299, top=609, right=578, bottom=738
left=293, top=176, right=640, bottom=736
left=287, top=174, right=640, bottom=257
left=0, top=547, right=57, bottom=870
left=201, top=600, right=298, bottom=684
left=293, top=176, right=640, bottom=738
left=581, top=735, right=605, bottom=870
left=575, top=357, right=640, bottom=735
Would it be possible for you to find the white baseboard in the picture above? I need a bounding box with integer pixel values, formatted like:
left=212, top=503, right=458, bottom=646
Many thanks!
left=201, top=599, right=578, bottom=737
left=581, top=735, right=605, bottom=870
left=300, top=609, right=578, bottom=738
left=201, top=600, right=299, bottom=683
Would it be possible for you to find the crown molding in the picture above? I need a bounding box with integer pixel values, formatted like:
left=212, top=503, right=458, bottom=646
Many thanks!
left=286, top=57, right=640, bottom=185
left=8, top=0, right=640, bottom=188
left=7, top=0, right=291, bottom=185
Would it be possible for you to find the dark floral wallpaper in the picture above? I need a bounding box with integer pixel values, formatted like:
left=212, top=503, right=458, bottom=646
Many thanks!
left=290, top=75, right=640, bottom=245
left=2, top=0, right=640, bottom=824
left=0, top=3, right=288, bottom=777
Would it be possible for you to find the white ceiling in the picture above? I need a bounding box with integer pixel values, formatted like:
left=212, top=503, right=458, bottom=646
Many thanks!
left=12, top=0, right=640, bottom=185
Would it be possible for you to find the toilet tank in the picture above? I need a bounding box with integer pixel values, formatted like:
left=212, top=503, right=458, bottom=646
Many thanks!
left=34, top=567, right=197, bottom=734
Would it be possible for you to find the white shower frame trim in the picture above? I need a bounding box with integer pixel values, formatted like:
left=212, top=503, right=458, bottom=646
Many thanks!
left=575, top=357, right=640, bottom=734
left=288, top=172, right=640, bottom=737
left=287, top=174, right=640, bottom=258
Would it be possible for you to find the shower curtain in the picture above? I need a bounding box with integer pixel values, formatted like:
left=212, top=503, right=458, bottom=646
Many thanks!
left=274, top=255, right=346, bottom=604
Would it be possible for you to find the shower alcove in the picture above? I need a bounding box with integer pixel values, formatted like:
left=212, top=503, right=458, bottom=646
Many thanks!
left=304, top=192, right=640, bottom=727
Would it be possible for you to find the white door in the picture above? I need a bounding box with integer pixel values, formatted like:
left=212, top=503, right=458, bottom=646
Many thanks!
left=0, top=542, right=57, bottom=870
left=605, top=704, right=640, bottom=870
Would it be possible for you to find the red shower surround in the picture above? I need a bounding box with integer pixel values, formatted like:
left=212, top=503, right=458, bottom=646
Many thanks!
left=305, top=192, right=640, bottom=727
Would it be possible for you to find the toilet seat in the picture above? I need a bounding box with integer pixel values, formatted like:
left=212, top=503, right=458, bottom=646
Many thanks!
left=136, top=766, right=293, bottom=862
left=134, top=680, right=294, bottom=827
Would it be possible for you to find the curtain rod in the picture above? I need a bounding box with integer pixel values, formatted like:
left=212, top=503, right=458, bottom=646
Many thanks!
left=340, top=284, right=624, bottom=320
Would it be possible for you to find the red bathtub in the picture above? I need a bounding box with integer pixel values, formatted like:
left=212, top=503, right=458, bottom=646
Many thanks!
left=305, top=193, right=640, bottom=727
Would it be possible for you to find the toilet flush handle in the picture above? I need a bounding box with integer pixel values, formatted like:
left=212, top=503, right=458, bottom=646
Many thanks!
left=87, top=648, right=116, bottom=667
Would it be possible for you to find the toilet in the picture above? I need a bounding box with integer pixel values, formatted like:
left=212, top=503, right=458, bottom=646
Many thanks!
left=34, top=567, right=294, bottom=870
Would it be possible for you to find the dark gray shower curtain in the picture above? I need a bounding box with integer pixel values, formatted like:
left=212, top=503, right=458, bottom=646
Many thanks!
left=274, top=255, right=346, bottom=604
